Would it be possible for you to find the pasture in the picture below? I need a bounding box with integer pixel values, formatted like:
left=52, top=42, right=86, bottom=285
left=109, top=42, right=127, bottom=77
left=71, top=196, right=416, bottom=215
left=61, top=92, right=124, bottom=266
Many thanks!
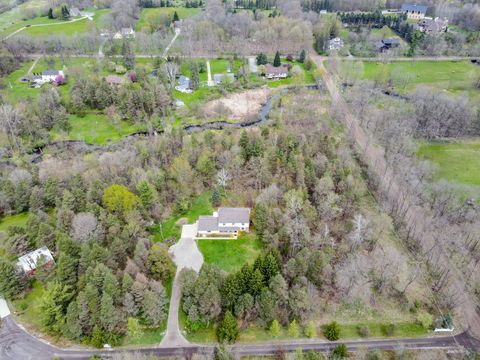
left=136, top=7, right=201, bottom=31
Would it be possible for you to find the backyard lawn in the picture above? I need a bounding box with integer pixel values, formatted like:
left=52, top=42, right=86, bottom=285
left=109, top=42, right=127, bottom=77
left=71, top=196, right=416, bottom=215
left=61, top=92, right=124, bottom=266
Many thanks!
left=197, top=232, right=262, bottom=273
left=151, top=192, right=213, bottom=243
left=51, top=113, right=144, bottom=145
left=418, top=139, right=480, bottom=186
left=0, top=213, right=30, bottom=234
left=136, top=7, right=201, bottom=31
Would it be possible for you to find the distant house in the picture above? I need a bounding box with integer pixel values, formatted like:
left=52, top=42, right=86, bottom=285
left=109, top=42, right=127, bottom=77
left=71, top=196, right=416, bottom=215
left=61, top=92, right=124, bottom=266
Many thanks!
left=376, top=38, right=401, bottom=52
left=264, top=64, right=289, bottom=79
left=30, top=70, right=64, bottom=86
left=401, top=3, right=428, bottom=20
left=105, top=75, right=126, bottom=86
left=176, top=75, right=192, bottom=93
left=417, top=17, right=448, bottom=35
left=16, top=247, right=55, bottom=276
left=197, top=208, right=251, bottom=238
left=327, top=37, right=344, bottom=51
left=113, top=27, right=135, bottom=39
left=213, top=73, right=235, bottom=85
left=69, top=7, right=81, bottom=17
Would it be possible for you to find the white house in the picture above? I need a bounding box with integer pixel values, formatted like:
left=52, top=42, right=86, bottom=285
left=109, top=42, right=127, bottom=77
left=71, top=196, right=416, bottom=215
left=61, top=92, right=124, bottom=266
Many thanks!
left=197, top=208, right=250, bottom=238
left=176, top=75, right=192, bottom=93
left=16, top=246, right=55, bottom=276
left=30, top=70, right=64, bottom=86
left=113, top=27, right=135, bottom=39
left=401, top=3, right=428, bottom=20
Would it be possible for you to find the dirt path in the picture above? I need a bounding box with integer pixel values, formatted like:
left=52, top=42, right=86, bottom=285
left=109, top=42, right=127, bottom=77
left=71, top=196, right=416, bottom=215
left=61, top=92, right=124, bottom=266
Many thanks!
left=313, top=55, right=480, bottom=340
left=27, top=57, right=40, bottom=75
left=206, top=60, right=214, bottom=87
left=162, top=28, right=180, bottom=59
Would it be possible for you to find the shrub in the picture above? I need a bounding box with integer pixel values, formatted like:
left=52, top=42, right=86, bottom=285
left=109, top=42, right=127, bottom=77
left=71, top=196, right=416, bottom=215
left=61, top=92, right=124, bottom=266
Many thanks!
left=358, top=325, right=370, bottom=337
left=331, top=344, right=348, bottom=358
left=324, top=321, right=340, bottom=341
left=288, top=319, right=300, bottom=338
left=381, top=323, right=395, bottom=336
left=216, top=311, right=238, bottom=343
left=417, top=312, right=433, bottom=329
left=305, top=320, right=317, bottom=338
left=269, top=319, right=281, bottom=338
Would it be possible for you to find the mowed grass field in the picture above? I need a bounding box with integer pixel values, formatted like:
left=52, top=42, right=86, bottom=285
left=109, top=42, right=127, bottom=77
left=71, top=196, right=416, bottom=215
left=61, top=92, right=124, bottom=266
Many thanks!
left=197, top=233, right=263, bottom=273
left=0, top=0, right=48, bottom=33
left=136, top=7, right=201, bottom=31
left=51, top=113, right=144, bottom=145
left=361, top=60, right=480, bottom=92
left=1, top=8, right=111, bottom=37
left=418, top=139, right=480, bottom=186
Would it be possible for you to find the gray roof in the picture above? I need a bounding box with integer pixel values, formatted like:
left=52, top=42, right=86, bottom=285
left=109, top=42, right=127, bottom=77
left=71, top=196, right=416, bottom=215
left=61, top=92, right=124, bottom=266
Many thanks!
left=218, top=208, right=250, bottom=224
left=17, top=246, right=54, bottom=272
left=213, top=73, right=235, bottom=84
left=178, top=75, right=190, bottom=88
left=42, top=70, right=60, bottom=76
left=401, top=3, right=428, bottom=13
left=198, top=216, right=219, bottom=232
left=265, top=64, right=289, bottom=75
left=383, top=38, right=400, bottom=45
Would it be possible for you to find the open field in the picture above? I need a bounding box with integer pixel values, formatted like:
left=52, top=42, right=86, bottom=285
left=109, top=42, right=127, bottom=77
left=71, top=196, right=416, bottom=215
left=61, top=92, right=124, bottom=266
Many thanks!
left=0, top=0, right=48, bottom=33
left=1, top=9, right=110, bottom=37
left=359, top=60, right=479, bottom=92
left=51, top=113, right=144, bottom=145
left=136, top=7, right=201, bottom=31
left=418, top=139, right=480, bottom=187
left=198, top=232, right=262, bottom=273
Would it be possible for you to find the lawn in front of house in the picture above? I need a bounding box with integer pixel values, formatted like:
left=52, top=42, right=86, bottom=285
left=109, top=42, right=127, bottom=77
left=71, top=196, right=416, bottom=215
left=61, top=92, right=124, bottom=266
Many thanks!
left=136, top=7, right=201, bottom=31
left=12, top=281, right=44, bottom=330
left=197, top=232, right=262, bottom=273
left=417, top=139, right=480, bottom=187
left=51, top=113, right=144, bottom=145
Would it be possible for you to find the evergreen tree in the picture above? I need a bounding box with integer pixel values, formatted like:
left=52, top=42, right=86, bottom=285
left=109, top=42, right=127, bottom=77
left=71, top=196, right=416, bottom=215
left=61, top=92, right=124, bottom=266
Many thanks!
left=256, top=52, right=268, bottom=65
left=173, top=11, right=179, bottom=21
left=137, top=181, right=156, bottom=209
left=288, top=319, right=300, bottom=338
left=305, top=320, right=317, bottom=338
left=91, top=325, right=104, bottom=348
left=56, top=252, right=78, bottom=288
left=252, top=202, right=268, bottom=241
left=64, top=300, right=82, bottom=341
left=48, top=7, right=54, bottom=18
left=298, top=49, right=306, bottom=63
left=273, top=51, right=281, bottom=67
left=99, top=293, right=117, bottom=332
left=39, top=282, right=72, bottom=334
left=190, top=61, right=200, bottom=90
left=0, top=259, right=24, bottom=299
left=211, top=187, right=221, bottom=207
left=324, top=321, right=340, bottom=341
left=216, top=311, right=238, bottom=343
left=269, top=319, right=281, bottom=337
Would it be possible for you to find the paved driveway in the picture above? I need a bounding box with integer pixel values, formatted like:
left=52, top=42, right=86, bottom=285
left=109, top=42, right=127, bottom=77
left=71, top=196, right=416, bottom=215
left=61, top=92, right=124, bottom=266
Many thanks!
left=0, top=298, right=10, bottom=318
left=160, top=222, right=204, bottom=347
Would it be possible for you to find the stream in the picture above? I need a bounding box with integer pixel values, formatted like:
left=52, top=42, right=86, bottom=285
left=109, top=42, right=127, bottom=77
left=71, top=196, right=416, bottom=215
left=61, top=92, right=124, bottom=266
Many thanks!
left=31, top=85, right=319, bottom=163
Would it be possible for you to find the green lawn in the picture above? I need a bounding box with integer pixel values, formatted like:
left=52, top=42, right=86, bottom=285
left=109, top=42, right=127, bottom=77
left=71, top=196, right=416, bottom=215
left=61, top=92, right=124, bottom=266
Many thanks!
left=0, top=0, right=48, bottom=33
left=0, top=213, right=30, bottom=233
left=338, top=321, right=427, bottom=339
left=121, top=326, right=165, bottom=346
left=136, top=7, right=201, bottom=31
left=12, top=281, right=45, bottom=329
left=360, top=61, right=479, bottom=92
left=151, top=192, right=213, bottom=242
left=51, top=113, right=144, bottom=145
left=2, top=9, right=111, bottom=38
left=418, top=139, right=480, bottom=186
left=198, top=232, right=262, bottom=273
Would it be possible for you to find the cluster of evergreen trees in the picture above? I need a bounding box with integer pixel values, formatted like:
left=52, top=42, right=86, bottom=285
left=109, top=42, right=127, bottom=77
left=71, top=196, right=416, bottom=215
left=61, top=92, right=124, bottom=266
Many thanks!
left=300, top=0, right=333, bottom=13
left=47, top=5, right=70, bottom=20
left=338, top=11, right=416, bottom=42
left=233, top=0, right=276, bottom=10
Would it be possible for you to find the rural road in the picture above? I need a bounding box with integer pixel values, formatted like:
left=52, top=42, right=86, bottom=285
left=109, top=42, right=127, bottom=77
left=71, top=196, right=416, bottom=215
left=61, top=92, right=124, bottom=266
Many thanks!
left=1, top=315, right=480, bottom=359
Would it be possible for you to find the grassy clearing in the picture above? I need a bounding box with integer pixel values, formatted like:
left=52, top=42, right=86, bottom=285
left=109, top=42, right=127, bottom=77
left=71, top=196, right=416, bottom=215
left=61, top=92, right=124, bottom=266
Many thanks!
left=338, top=321, right=427, bottom=339
left=0, top=0, right=48, bottom=33
left=198, top=233, right=262, bottom=273
left=12, top=281, right=44, bottom=329
left=151, top=192, right=213, bottom=242
left=0, top=213, right=29, bottom=233
left=51, top=113, right=143, bottom=145
left=360, top=61, right=479, bottom=91
left=136, top=7, right=201, bottom=31
left=2, top=9, right=110, bottom=37
left=418, top=139, right=480, bottom=186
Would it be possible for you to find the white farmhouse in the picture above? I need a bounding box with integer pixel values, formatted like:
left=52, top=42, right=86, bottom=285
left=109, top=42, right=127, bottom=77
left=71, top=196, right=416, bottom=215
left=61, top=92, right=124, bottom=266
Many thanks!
left=197, top=208, right=250, bottom=238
